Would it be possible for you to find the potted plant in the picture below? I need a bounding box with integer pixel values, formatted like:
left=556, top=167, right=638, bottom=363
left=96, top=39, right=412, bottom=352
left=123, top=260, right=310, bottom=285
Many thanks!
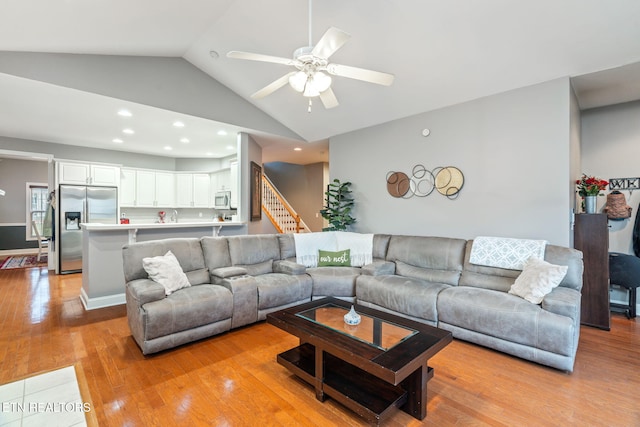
left=320, top=179, right=356, bottom=231
left=576, top=174, right=608, bottom=213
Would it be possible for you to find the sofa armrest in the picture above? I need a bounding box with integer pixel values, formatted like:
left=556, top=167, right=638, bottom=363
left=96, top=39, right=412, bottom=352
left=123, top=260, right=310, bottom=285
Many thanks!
left=126, top=279, right=166, bottom=306
left=211, top=266, right=248, bottom=279
left=273, top=260, right=307, bottom=275
left=541, top=286, right=581, bottom=322
left=361, top=260, right=396, bottom=276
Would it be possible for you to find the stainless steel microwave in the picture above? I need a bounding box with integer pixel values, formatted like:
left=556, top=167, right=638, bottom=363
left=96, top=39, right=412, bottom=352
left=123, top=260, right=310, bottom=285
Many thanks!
left=214, top=191, right=231, bottom=209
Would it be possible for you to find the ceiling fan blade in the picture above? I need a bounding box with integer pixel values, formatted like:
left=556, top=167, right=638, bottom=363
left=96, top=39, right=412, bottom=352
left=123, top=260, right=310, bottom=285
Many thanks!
left=319, top=88, right=339, bottom=109
left=251, top=72, right=296, bottom=99
left=327, top=63, right=395, bottom=86
left=227, top=51, right=296, bottom=66
left=311, top=27, right=351, bottom=59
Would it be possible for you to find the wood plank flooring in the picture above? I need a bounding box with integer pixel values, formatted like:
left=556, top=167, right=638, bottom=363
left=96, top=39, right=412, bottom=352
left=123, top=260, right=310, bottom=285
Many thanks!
left=0, top=266, right=639, bottom=426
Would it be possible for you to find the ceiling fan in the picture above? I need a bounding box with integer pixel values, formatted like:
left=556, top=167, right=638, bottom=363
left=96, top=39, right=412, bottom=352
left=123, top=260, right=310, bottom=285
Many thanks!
left=226, top=0, right=394, bottom=111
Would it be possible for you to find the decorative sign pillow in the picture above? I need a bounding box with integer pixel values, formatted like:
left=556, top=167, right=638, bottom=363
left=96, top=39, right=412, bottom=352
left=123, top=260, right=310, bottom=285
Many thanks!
left=508, top=257, right=568, bottom=304
left=317, top=249, right=351, bottom=267
left=142, top=250, right=191, bottom=296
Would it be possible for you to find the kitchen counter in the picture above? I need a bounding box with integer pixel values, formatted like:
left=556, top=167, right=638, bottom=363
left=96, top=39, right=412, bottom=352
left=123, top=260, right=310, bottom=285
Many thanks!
left=79, top=220, right=247, bottom=310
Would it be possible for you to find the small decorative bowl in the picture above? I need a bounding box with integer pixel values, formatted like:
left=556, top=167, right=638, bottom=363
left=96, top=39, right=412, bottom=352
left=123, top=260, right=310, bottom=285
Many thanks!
left=344, top=305, right=361, bottom=326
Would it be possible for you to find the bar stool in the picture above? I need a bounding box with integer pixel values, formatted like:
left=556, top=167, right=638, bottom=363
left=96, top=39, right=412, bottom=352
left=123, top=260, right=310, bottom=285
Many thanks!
left=609, top=252, right=640, bottom=319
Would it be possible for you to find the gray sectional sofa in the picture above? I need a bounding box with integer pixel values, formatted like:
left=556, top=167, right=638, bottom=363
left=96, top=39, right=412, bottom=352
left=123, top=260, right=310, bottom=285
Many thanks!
left=122, top=232, right=583, bottom=372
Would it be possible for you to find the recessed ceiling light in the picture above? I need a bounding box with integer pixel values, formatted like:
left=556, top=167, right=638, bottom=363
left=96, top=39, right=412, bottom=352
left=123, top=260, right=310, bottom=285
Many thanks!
left=122, top=128, right=134, bottom=135
left=217, top=130, right=228, bottom=136
left=173, top=121, right=185, bottom=128
left=112, top=138, right=124, bottom=144
left=117, top=109, right=132, bottom=117
left=294, top=147, right=302, bottom=151
left=205, top=152, right=214, bottom=156
left=180, top=138, right=190, bottom=143
left=226, top=145, right=234, bottom=150
left=164, top=146, right=173, bottom=151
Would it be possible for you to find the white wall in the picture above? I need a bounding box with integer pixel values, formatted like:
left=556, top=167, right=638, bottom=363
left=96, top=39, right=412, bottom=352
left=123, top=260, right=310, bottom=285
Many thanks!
left=581, top=100, right=640, bottom=254
left=330, top=78, right=574, bottom=246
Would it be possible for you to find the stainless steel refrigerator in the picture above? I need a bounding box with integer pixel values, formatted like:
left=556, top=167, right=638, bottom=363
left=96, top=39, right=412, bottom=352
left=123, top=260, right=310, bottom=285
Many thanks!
left=59, top=185, right=118, bottom=274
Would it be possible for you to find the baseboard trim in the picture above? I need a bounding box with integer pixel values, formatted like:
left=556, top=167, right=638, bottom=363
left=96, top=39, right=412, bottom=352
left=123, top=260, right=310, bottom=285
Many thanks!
left=80, top=288, right=125, bottom=311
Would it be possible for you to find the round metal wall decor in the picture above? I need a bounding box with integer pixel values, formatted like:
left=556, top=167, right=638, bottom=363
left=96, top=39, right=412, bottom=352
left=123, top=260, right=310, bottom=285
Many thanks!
left=386, top=164, right=464, bottom=199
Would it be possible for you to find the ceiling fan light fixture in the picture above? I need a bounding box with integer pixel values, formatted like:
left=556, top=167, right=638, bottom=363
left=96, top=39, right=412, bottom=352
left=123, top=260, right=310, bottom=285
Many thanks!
left=289, top=71, right=307, bottom=92
left=311, top=71, right=332, bottom=93
left=303, top=82, right=320, bottom=98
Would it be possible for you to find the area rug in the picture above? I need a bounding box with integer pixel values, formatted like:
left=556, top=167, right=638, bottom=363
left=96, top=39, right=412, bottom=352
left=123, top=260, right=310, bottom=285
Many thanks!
left=0, top=254, right=48, bottom=270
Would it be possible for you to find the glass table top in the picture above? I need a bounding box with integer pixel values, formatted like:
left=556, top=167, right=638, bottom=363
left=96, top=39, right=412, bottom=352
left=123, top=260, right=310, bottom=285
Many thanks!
left=296, top=303, right=417, bottom=351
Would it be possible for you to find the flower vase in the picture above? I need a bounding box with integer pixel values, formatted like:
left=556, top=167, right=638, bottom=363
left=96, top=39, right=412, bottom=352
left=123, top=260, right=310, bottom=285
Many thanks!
left=344, top=306, right=361, bottom=325
left=584, top=195, right=597, bottom=214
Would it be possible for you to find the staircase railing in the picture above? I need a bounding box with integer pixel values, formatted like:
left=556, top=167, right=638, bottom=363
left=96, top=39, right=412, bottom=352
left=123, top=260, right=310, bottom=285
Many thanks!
left=262, top=174, right=310, bottom=233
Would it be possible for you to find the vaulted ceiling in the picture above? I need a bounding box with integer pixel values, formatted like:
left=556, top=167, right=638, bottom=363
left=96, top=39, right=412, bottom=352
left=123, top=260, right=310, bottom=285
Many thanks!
left=1, top=0, right=640, bottom=162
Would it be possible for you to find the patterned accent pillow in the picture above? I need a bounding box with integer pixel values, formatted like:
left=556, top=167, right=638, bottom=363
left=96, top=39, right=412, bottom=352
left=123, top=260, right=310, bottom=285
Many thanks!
left=509, top=257, right=568, bottom=304
left=142, top=250, right=191, bottom=296
left=317, top=249, right=351, bottom=267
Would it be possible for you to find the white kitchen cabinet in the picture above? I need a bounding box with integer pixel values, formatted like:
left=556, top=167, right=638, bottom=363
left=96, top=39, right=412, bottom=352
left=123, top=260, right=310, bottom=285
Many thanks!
left=192, top=173, right=210, bottom=207
left=135, top=170, right=156, bottom=207
left=121, top=169, right=175, bottom=207
left=120, top=169, right=136, bottom=206
left=57, top=161, right=119, bottom=186
left=176, top=173, right=210, bottom=207
left=154, top=172, right=175, bottom=207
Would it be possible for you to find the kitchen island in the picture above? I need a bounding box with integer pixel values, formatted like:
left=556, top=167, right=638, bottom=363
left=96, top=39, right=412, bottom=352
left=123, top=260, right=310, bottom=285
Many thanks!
left=80, top=221, right=246, bottom=310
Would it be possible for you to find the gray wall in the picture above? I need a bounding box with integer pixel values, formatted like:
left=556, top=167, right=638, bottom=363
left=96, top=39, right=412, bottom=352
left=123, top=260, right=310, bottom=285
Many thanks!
left=330, top=78, right=574, bottom=246
left=581, top=99, right=640, bottom=254
left=0, top=158, right=48, bottom=250
left=264, top=161, right=327, bottom=232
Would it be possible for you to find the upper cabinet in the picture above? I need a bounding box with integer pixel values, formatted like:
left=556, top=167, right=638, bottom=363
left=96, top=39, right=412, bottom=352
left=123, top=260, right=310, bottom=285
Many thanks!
left=57, top=161, right=120, bottom=187
left=176, top=173, right=210, bottom=208
left=121, top=168, right=175, bottom=208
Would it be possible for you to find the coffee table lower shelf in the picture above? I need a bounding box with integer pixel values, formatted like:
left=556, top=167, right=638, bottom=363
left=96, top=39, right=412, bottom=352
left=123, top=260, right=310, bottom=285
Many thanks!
left=277, top=343, right=408, bottom=424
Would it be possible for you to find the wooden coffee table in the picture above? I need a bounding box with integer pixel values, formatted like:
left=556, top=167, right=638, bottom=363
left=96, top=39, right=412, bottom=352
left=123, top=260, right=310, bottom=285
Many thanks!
left=266, top=297, right=452, bottom=425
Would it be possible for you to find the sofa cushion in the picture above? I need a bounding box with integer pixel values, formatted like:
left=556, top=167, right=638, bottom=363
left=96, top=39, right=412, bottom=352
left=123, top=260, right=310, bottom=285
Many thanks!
left=437, top=286, right=575, bottom=356
left=228, top=235, right=280, bottom=266
left=238, top=259, right=273, bottom=276
left=386, top=235, right=466, bottom=286
left=142, top=284, right=233, bottom=341
left=356, top=274, right=449, bottom=323
left=254, top=273, right=312, bottom=310
left=142, top=251, right=191, bottom=296
left=123, top=238, right=206, bottom=282
left=509, top=257, right=568, bottom=304
left=307, top=266, right=361, bottom=298
left=201, top=236, right=231, bottom=269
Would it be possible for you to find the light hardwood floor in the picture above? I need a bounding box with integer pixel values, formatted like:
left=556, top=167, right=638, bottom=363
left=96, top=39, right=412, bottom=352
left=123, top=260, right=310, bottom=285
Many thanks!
left=0, top=266, right=638, bottom=426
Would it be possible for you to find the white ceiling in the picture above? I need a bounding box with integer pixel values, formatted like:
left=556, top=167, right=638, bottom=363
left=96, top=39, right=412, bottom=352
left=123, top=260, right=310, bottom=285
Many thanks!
left=1, top=0, right=640, bottom=164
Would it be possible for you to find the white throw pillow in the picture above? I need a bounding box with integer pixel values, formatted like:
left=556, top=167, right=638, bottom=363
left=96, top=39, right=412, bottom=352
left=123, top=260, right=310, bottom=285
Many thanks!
left=509, top=257, right=568, bottom=304
left=142, top=250, right=191, bottom=296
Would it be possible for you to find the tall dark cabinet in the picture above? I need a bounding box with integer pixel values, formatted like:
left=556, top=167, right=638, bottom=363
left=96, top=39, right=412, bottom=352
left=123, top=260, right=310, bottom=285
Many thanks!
left=574, top=213, right=610, bottom=330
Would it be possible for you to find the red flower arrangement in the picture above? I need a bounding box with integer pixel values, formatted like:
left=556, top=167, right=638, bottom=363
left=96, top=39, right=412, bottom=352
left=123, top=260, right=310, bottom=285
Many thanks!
left=576, top=174, right=608, bottom=197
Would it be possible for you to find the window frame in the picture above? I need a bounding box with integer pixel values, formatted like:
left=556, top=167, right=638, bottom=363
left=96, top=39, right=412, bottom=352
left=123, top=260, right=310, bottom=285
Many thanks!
left=25, top=182, right=48, bottom=241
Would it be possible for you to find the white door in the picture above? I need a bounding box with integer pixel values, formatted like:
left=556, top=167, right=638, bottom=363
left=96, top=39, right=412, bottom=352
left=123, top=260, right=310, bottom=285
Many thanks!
left=175, top=173, right=193, bottom=207
left=192, top=174, right=210, bottom=207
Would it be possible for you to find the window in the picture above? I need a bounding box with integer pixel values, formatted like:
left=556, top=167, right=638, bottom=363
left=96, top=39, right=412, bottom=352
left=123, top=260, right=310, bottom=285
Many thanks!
left=26, top=183, right=48, bottom=240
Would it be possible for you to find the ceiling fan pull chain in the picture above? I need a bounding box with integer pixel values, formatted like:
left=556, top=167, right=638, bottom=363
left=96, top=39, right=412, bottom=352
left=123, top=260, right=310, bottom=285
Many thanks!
left=308, top=98, right=312, bottom=113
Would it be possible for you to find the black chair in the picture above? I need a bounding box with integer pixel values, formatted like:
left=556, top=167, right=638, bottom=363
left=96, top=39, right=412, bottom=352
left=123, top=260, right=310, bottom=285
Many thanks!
left=609, top=252, right=640, bottom=319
